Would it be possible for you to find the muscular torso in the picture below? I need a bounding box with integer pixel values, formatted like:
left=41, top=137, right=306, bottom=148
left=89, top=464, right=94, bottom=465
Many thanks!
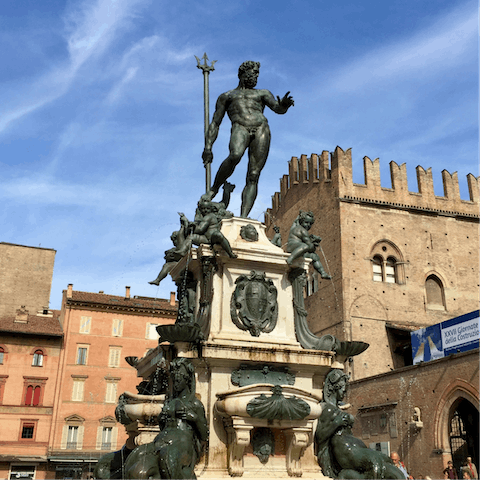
left=223, top=89, right=269, bottom=128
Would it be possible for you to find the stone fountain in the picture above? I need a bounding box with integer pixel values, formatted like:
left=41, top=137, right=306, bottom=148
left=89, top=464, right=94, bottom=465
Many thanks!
left=93, top=60, right=404, bottom=480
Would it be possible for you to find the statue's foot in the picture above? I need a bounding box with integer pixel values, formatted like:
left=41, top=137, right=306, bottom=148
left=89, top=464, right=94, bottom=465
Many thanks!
left=149, top=279, right=160, bottom=286
left=321, top=273, right=332, bottom=280
left=286, top=256, right=294, bottom=266
left=223, top=181, right=235, bottom=193
left=205, top=189, right=216, bottom=200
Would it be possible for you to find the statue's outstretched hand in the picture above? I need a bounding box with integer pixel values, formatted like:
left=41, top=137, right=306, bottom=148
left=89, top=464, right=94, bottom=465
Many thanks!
left=202, top=149, right=213, bottom=166
left=278, top=91, right=294, bottom=109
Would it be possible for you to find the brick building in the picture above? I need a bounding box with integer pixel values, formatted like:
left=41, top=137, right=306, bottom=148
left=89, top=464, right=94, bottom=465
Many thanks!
left=47, top=285, right=176, bottom=479
left=265, top=147, right=479, bottom=474
left=0, top=309, right=63, bottom=480
left=0, top=244, right=62, bottom=479
left=265, top=147, right=479, bottom=379
left=0, top=243, right=56, bottom=318
left=0, top=243, right=177, bottom=479
left=348, top=348, right=479, bottom=479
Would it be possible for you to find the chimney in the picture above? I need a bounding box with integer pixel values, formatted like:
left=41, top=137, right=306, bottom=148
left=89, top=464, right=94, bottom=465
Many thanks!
left=170, top=291, right=176, bottom=306
left=125, top=286, right=131, bottom=299
left=67, top=284, right=73, bottom=299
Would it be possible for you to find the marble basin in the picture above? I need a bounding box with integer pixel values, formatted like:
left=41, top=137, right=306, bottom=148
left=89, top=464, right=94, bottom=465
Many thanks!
left=215, top=384, right=323, bottom=421
left=121, top=391, right=165, bottom=423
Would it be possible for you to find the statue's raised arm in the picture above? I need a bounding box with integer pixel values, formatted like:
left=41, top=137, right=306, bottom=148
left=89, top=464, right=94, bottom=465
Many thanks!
left=263, top=90, right=294, bottom=114
left=203, top=60, right=294, bottom=218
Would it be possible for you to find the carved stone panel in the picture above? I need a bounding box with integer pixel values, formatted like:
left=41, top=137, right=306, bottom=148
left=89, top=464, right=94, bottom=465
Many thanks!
left=230, top=271, right=278, bottom=337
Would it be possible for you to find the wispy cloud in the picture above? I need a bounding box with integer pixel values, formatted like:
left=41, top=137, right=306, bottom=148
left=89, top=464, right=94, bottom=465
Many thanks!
left=322, top=2, right=477, bottom=94
left=0, top=0, right=147, bottom=134
left=105, top=66, right=139, bottom=104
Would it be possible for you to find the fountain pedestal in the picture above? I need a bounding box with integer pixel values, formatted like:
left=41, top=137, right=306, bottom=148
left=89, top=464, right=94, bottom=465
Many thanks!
left=129, top=218, right=339, bottom=478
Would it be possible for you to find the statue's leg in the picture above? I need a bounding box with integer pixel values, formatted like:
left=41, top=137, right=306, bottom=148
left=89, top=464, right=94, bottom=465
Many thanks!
left=176, top=236, right=193, bottom=257
left=221, top=181, right=236, bottom=208
left=305, top=253, right=332, bottom=279
left=211, top=124, right=249, bottom=196
left=240, top=123, right=271, bottom=218
left=338, top=469, right=366, bottom=479
left=210, top=231, right=237, bottom=258
left=149, top=262, right=175, bottom=285
left=286, top=243, right=311, bottom=265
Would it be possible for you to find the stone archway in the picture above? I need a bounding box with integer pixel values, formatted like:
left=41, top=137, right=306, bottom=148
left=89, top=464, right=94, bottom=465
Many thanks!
left=434, top=379, right=479, bottom=473
left=449, top=399, right=479, bottom=475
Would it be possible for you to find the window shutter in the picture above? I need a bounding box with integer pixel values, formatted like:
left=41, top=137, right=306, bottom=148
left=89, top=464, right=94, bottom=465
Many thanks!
left=78, top=381, right=84, bottom=401
left=112, top=319, right=124, bottom=337
left=60, top=424, right=68, bottom=449
left=111, top=427, right=118, bottom=450
left=77, top=425, right=84, bottom=450
left=96, top=426, right=103, bottom=450
left=108, top=348, right=121, bottom=367
left=25, top=385, right=33, bottom=405
left=105, top=383, right=117, bottom=403
left=72, top=381, right=78, bottom=401
left=32, top=386, right=41, bottom=406
left=80, top=316, right=91, bottom=334
left=72, top=380, right=85, bottom=401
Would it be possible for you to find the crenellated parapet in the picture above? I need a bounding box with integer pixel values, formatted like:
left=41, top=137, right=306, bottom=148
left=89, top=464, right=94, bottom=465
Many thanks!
left=266, top=147, right=479, bottom=227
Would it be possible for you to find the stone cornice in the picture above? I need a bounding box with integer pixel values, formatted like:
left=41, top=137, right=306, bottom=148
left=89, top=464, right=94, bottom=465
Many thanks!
left=65, top=299, right=177, bottom=318
left=339, top=195, right=479, bottom=220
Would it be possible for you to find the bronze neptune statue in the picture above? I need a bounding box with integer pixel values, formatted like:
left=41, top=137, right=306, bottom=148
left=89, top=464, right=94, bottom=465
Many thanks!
left=202, top=61, right=294, bottom=218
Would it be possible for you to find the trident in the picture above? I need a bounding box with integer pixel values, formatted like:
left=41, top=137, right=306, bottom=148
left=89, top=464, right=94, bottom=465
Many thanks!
left=195, top=53, right=216, bottom=193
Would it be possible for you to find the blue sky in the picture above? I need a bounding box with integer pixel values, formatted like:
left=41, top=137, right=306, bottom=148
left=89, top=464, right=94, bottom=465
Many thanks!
left=1, top=0, right=478, bottom=310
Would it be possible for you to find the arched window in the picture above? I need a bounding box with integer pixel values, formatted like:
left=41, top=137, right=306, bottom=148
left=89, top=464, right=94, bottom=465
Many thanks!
left=369, top=241, right=405, bottom=284
left=23, top=377, right=46, bottom=406
left=24, top=385, right=42, bottom=406
left=32, top=350, right=44, bottom=367
left=426, top=275, right=445, bottom=309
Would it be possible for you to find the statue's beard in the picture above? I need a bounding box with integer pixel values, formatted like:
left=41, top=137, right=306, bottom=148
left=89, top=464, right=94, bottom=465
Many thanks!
left=243, top=74, right=258, bottom=88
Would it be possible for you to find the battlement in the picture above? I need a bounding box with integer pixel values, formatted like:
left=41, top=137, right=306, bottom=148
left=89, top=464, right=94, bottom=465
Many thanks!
left=266, top=147, right=479, bottom=227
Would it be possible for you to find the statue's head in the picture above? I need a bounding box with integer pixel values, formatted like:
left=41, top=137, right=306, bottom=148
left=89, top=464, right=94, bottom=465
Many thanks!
left=198, top=196, right=212, bottom=214
left=324, top=369, right=349, bottom=405
left=298, top=210, right=315, bottom=230
left=238, top=61, right=260, bottom=88
left=170, top=357, right=195, bottom=394
left=273, top=226, right=280, bottom=233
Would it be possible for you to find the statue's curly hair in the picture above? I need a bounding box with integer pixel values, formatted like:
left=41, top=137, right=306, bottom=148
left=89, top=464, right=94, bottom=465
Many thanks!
left=238, top=61, right=260, bottom=78
left=324, top=369, right=349, bottom=402
left=298, top=210, right=314, bottom=222
left=170, top=357, right=196, bottom=391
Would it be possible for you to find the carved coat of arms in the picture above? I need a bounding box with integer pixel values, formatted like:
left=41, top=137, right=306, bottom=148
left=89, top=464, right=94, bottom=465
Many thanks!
left=230, top=271, right=278, bottom=337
